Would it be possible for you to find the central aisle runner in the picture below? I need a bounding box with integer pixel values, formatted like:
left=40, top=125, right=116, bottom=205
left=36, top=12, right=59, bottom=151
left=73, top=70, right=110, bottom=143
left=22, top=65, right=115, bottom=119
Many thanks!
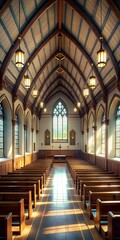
left=15, top=163, right=103, bottom=240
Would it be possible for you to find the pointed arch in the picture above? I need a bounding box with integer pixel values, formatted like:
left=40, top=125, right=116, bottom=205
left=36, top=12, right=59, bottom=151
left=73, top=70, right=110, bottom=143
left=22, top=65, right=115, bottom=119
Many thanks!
left=52, top=98, right=68, bottom=142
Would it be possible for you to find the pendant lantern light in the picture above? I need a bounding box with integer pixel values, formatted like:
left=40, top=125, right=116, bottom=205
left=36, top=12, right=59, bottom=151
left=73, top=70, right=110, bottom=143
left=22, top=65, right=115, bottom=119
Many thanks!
left=97, top=0, right=106, bottom=68
left=83, top=87, right=89, bottom=98
left=77, top=102, right=81, bottom=108
left=33, top=88, right=38, bottom=98
left=89, top=63, right=96, bottom=89
left=24, top=63, right=31, bottom=88
left=15, top=0, right=25, bottom=69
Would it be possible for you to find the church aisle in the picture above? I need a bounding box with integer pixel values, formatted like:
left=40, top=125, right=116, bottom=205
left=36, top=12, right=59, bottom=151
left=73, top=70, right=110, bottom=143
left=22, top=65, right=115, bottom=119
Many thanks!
left=14, top=163, right=103, bottom=240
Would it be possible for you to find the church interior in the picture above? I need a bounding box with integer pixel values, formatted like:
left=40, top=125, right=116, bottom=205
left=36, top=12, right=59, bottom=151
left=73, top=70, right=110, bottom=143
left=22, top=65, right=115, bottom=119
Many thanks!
left=0, top=0, right=120, bottom=239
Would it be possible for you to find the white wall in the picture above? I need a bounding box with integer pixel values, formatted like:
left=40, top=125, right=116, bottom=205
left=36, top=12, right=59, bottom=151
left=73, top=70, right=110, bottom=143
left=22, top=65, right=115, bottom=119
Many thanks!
left=39, top=93, right=81, bottom=150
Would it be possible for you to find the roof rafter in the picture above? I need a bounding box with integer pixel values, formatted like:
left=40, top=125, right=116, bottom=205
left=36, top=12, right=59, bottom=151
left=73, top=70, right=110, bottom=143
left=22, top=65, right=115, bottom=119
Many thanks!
left=0, top=0, right=56, bottom=82
left=65, top=0, right=119, bottom=81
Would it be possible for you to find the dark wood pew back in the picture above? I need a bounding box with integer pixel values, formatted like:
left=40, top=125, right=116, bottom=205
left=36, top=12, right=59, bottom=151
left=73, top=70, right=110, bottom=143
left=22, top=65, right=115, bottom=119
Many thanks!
left=0, top=184, right=36, bottom=208
left=108, top=211, right=120, bottom=240
left=88, top=191, right=120, bottom=219
left=0, top=191, right=32, bottom=219
left=94, top=199, right=120, bottom=232
left=0, top=177, right=40, bottom=199
left=12, top=170, right=46, bottom=186
left=0, top=213, right=12, bottom=240
left=76, top=173, right=116, bottom=189
left=0, top=175, right=43, bottom=194
left=0, top=199, right=25, bottom=234
left=83, top=184, right=120, bottom=209
left=80, top=180, right=120, bottom=200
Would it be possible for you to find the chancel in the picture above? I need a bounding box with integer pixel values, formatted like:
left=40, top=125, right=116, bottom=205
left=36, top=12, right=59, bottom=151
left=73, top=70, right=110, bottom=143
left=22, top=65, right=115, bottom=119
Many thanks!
left=0, top=0, right=120, bottom=239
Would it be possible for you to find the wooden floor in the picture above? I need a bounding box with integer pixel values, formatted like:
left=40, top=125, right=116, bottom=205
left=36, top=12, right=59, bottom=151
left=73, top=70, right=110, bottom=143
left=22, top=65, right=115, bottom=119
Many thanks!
left=14, top=163, right=103, bottom=240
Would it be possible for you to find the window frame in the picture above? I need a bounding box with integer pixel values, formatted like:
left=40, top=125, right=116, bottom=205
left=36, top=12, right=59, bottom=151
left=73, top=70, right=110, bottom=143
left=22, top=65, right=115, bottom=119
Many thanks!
left=52, top=99, right=68, bottom=143
left=101, top=114, right=105, bottom=155
left=115, top=104, right=120, bottom=157
left=15, top=114, right=19, bottom=155
left=0, top=103, right=4, bottom=157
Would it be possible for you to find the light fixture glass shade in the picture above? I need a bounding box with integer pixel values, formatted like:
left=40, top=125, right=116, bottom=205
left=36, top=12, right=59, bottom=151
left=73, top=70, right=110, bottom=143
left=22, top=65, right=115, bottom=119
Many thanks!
left=44, top=108, right=47, bottom=112
left=33, top=88, right=37, bottom=97
left=89, top=75, right=96, bottom=89
left=40, top=102, right=44, bottom=108
left=97, top=38, right=106, bottom=67
left=24, top=74, right=31, bottom=88
left=83, top=87, right=89, bottom=98
left=77, top=102, right=81, bottom=108
left=74, top=107, right=77, bottom=112
left=15, top=47, right=24, bottom=69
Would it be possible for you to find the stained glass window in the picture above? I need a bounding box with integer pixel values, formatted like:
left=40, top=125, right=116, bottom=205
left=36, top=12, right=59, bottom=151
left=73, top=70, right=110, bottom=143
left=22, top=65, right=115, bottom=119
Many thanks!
left=101, top=114, right=105, bottom=154
left=15, top=114, right=19, bottom=155
left=115, top=105, right=120, bottom=157
left=0, top=103, right=4, bottom=157
left=53, top=100, right=68, bottom=142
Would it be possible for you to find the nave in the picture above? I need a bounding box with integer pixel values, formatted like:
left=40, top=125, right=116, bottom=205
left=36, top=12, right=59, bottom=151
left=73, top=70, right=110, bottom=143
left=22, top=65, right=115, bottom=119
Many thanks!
left=14, top=163, right=102, bottom=240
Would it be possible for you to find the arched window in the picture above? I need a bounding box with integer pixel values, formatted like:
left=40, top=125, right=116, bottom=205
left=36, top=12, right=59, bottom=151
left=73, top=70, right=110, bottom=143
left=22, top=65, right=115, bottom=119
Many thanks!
left=15, top=114, right=19, bottom=155
left=101, top=114, right=105, bottom=155
left=0, top=103, right=4, bottom=157
left=25, top=124, right=28, bottom=152
left=91, top=124, right=94, bottom=153
left=115, top=104, right=120, bottom=157
left=53, top=100, right=68, bottom=142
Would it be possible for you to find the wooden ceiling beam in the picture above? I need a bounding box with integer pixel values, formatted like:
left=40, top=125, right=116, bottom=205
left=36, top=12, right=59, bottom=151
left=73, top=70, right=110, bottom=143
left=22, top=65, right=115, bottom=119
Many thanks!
left=106, top=0, right=120, bottom=21
left=62, top=51, right=96, bottom=107
left=58, top=0, right=63, bottom=30
left=0, top=0, right=56, bottom=82
left=13, top=28, right=59, bottom=97
left=65, top=0, right=119, bottom=82
left=0, top=0, right=12, bottom=17
left=24, top=51, right=58, bottom=107
left=39, top=76, right=78, bottom=104
left=61, top=28, right=106, bottom=98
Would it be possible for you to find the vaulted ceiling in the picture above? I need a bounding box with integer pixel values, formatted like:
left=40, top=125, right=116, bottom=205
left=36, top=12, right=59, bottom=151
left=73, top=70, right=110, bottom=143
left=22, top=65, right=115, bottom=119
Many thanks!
left=0, top=0, right=120, bottom=116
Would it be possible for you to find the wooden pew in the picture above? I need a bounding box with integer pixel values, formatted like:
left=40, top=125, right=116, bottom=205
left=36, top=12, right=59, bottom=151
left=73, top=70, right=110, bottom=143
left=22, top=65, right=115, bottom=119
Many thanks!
left=79, top=180, right=120, bottom=200
left=0, top=184, right=36, bottom=208
left=0, top=199, right=25, bottom=234
left=88, top=191, right=120, bottom=219
left=76, top=172, right=116, bottom=190
left=101, top=211, right=120, bottom=240
left=0, top=177, right=41, bottom=199
left=93, top=199, right=120, bottom=233
left=0, top=174, right=43, bottom=193
left=77, top=176, right=120, bottom=195
left=0, top=212, right=12, bottom=240
left=0, top=191, right=32, bottom=219
left=73, top=170, right=113, bottom=185
left=13, top=170, right=46, bottom=186
left=83, top=184, right=120, bottom=209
